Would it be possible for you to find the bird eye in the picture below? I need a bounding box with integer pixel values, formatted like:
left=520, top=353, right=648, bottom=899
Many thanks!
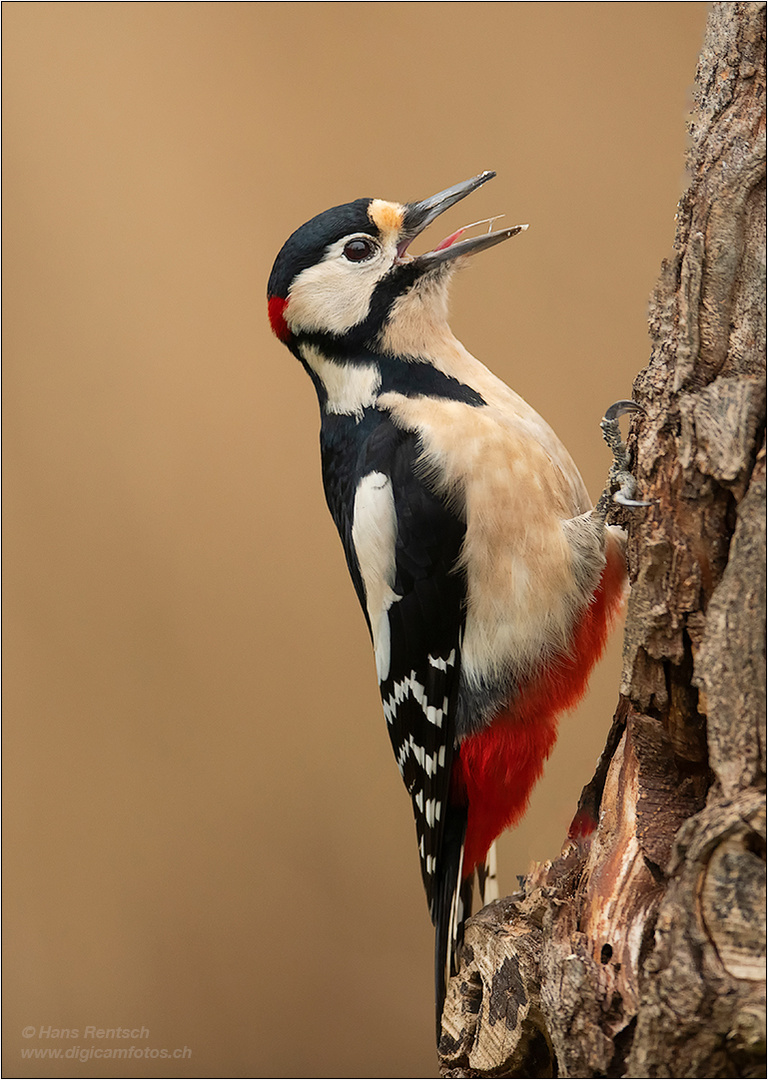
left=343, top=238, right=377, bottom=262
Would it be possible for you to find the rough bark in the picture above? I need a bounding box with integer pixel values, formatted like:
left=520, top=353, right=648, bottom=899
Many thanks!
left=438, top=5, right=766, bottom=1077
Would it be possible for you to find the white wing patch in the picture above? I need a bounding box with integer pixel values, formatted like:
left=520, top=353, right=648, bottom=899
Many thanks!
left=351, top=472, right=400, bottom=681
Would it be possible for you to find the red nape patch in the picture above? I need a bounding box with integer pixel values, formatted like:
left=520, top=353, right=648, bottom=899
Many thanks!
left=268, top=296, right=290, bottom=342
left=453, top=539, right=627, bottom=877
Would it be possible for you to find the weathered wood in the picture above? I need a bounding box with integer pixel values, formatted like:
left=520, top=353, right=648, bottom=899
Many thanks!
left=439, top=4, right=766, bottom=1076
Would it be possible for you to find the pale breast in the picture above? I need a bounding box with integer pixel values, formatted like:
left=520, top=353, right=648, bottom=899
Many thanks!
left=378, top=381, right=605, bottom=691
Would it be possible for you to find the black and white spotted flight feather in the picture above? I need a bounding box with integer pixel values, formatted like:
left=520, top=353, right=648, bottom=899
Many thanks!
left=321, top=405, right=467, bottom=907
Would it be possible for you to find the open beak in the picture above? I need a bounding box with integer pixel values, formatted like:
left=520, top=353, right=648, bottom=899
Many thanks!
left=398, top=171, right=527, bottom=267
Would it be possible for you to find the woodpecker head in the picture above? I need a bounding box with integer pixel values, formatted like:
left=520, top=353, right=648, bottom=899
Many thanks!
left=267, top=171, right=526, bottom=356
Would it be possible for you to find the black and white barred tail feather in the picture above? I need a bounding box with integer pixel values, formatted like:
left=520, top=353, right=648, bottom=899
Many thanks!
left=433, top=831, right=500, bottom=1036
left=432, top=804, right=469, bottom=1040
left=477, top=841, right=499, bottom=905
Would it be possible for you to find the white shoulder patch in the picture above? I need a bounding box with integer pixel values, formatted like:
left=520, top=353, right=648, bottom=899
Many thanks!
left=351, top=472, right=400, bottom=680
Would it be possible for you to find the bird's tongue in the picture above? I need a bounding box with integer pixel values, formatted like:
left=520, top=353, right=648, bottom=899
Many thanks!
left=432, top=226, right=469, bottom=253
left=401, top=216, right=505, bottom=259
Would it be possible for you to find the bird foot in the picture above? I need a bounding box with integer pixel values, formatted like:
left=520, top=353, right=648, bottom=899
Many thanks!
left=595, top=400, right=652, bottom=521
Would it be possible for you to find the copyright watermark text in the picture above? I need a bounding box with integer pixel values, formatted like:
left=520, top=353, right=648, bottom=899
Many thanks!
left=19, top=1025, right=191, bottom=1064
left=22, top=1026, right=150, bottom=1040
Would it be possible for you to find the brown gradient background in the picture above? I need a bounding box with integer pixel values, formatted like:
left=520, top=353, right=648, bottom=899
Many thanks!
left=4, top=4, right=707, bottom=1077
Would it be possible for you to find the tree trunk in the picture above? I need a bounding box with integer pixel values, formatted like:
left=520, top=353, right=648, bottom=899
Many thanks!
left=438, top=4, right=766, bottom=1077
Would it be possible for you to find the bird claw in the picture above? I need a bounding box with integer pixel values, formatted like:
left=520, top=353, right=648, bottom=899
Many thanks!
left=602, top=399, right=645, bottom=423
left=596, top=399, right=653, bottom=520
left=613, top=488, right=654, bottom=508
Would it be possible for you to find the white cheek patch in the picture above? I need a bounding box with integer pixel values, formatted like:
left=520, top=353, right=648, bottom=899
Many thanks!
left=286, top=235, right=396, bottom=336
left=351, top=472, right=401, bottom=681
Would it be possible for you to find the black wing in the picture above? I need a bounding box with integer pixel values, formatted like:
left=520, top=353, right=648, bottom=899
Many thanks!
left=378, top=422, right=466, bottom=912
left=321, top=407, right=470, bottom=1028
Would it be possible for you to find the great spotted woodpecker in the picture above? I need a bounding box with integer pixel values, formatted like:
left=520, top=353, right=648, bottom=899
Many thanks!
left=267, top=172, right=638, bottom=1035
